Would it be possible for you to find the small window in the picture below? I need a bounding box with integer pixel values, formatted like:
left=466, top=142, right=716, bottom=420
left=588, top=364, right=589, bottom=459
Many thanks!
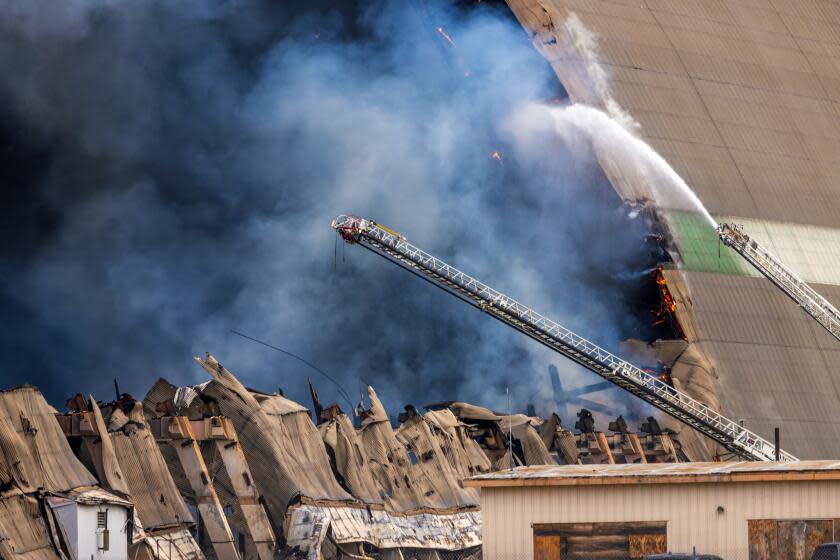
left=97, top=510, right=108, bottom=529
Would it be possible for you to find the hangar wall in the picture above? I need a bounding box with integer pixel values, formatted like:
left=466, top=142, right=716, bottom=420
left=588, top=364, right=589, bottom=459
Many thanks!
left=505, top=0, right=840, bottom=459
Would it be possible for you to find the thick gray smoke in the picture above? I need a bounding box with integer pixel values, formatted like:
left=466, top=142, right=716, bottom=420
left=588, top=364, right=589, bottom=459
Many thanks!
left=0, top=0, right=659, bottom=423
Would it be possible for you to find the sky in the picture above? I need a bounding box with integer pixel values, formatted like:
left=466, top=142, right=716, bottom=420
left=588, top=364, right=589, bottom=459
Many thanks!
left=0, top=0, right=664, bottom=426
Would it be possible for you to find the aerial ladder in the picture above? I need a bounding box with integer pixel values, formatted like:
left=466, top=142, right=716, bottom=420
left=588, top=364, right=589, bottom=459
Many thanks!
left=332, top=215, right=797, bottom=462
left=717, top=223, right=840, bottom=345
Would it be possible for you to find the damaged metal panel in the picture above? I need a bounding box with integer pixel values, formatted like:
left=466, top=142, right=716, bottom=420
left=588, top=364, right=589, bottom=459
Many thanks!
left=497, top=416, right=555, bottom=467
left=393, top=413, right=480, bottom=507
left=0, top=387, right=98, bottom=494
left=189, top=356, right=356, bottom=523
left=0, top=388, right=94, bottom=560
left=285, top=505, right=481, bottom=557
left=427, top=403, right=508, bottom=466
left=146, top=359, right=485, bottom=557
left=359, top=388, right=478, bottom=513
left=87, top=398, right=131, bottom=497
left=0, top=387, right=137, bottom=560
left=421, top=409, right=493, bottom=477
left=166, top=426, right=239, bottom=560
left=317, top=412, right=385, bottom=505
left=0, top=494, right=58, bottom=560
left=540, top=414, right=580, bottom=465
left=132, top=528, right=205, bottom=560
left=144, top=355, right=358, bottom=546
left=109, top=422, right=194, bottom=532
left=434, top=403, right=553, bottom=468
left=212, top=438, right=276, bottom=560
left=146, top=409, right=277, bottom=560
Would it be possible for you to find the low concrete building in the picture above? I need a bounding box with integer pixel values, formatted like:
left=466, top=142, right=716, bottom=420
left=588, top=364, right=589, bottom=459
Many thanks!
left=465, top=461, right=840, bottom=560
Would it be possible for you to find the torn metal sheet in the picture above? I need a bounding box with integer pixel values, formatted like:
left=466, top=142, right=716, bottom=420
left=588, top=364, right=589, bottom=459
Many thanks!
left=132, top=528, right=205, bottom=560
left=359, top=388, right=477, bottom=513
left=0, top=493, right=57, bottom=560
left=0, top=386, right=97, bottom=494
left=285, top=505, right=481, bottom=557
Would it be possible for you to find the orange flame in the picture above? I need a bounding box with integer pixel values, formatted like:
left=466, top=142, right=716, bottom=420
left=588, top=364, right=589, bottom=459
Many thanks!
left=651, top=266, right=685, bottom=338
left=436, top=26, right=455, bottom=46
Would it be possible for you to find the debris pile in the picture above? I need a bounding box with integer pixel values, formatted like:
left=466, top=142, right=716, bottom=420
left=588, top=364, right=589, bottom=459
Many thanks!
left=0, top=354, right=692, bottom=559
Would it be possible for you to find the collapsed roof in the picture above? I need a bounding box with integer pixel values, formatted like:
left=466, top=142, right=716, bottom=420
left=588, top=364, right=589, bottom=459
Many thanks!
left=0, top=346, right=693, bottom=560
left=0, top=386, right=132, bottom=560
left=143, top=355, right=483, bottom=557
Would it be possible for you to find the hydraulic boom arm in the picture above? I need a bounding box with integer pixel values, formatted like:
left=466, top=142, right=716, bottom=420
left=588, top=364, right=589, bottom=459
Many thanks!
left=717, top=223, right=840, bottom=345
left=332, top=215, right=797, bottom=462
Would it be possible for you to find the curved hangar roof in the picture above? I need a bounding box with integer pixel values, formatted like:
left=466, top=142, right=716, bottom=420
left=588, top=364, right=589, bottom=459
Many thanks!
left=505, top=0, right=840, bottom=459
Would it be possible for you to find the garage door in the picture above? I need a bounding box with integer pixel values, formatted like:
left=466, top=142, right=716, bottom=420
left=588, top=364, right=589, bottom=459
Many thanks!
left=533, top=522, right=667, bottom=560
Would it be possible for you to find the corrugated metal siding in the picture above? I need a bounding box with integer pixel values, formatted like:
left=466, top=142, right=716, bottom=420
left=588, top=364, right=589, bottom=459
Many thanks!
left=0, top=387, right=97, bottom=493
left=481, top=480, right=840, bottom=559
left=682, top=271, right=840, bottom=458
left=0, top=494, right=58, bottom=560
left=111, top=428, right=193, bottom=531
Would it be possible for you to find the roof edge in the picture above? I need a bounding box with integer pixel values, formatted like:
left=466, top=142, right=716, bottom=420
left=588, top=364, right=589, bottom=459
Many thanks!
left=464, top=470, right=840, bottom=488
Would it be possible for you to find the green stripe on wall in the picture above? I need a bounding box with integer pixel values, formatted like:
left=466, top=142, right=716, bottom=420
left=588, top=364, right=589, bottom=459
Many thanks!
left=667, top=211, right=755, bottom=276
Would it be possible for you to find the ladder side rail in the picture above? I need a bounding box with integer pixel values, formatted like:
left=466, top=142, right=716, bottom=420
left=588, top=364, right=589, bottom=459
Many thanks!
left=368, top=228, right=768, bottom=450
left=734, top=241, right=840, bottom=339
left=744, top=241, right=840, bottom=322
left=350, top=224, right=795, bottom=462
left=719, top=225, right=840, bottom=340
left=742, top=246, right=835, bottom=318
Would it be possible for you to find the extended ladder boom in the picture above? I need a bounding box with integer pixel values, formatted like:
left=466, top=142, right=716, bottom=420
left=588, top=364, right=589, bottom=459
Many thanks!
left=332, top=215, right=796, bottom=462
left=717, top=223, right=840, bottom=344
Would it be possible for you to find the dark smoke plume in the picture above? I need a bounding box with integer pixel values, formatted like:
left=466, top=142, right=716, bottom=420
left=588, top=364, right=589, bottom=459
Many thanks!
left=1, top=0, right=660, bottom=421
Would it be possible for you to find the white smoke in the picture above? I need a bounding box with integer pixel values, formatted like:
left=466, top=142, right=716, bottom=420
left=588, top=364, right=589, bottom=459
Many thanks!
left=507, top=103, right=717, bottom=226
left=561, top=13, right=638, bottom=131
left=544, top=13, right=716, bottom=226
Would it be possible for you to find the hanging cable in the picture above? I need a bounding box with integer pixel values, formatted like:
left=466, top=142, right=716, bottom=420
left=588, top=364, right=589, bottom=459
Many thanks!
left=230, top=330, right=355, bottom=411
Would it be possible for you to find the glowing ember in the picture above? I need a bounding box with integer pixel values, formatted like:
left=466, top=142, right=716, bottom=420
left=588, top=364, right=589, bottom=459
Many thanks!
left=490, top=151, right=501, bottom=161
left=436, top=26, right=455, bottom=46
left=643, top=365, right=674, bottom=387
